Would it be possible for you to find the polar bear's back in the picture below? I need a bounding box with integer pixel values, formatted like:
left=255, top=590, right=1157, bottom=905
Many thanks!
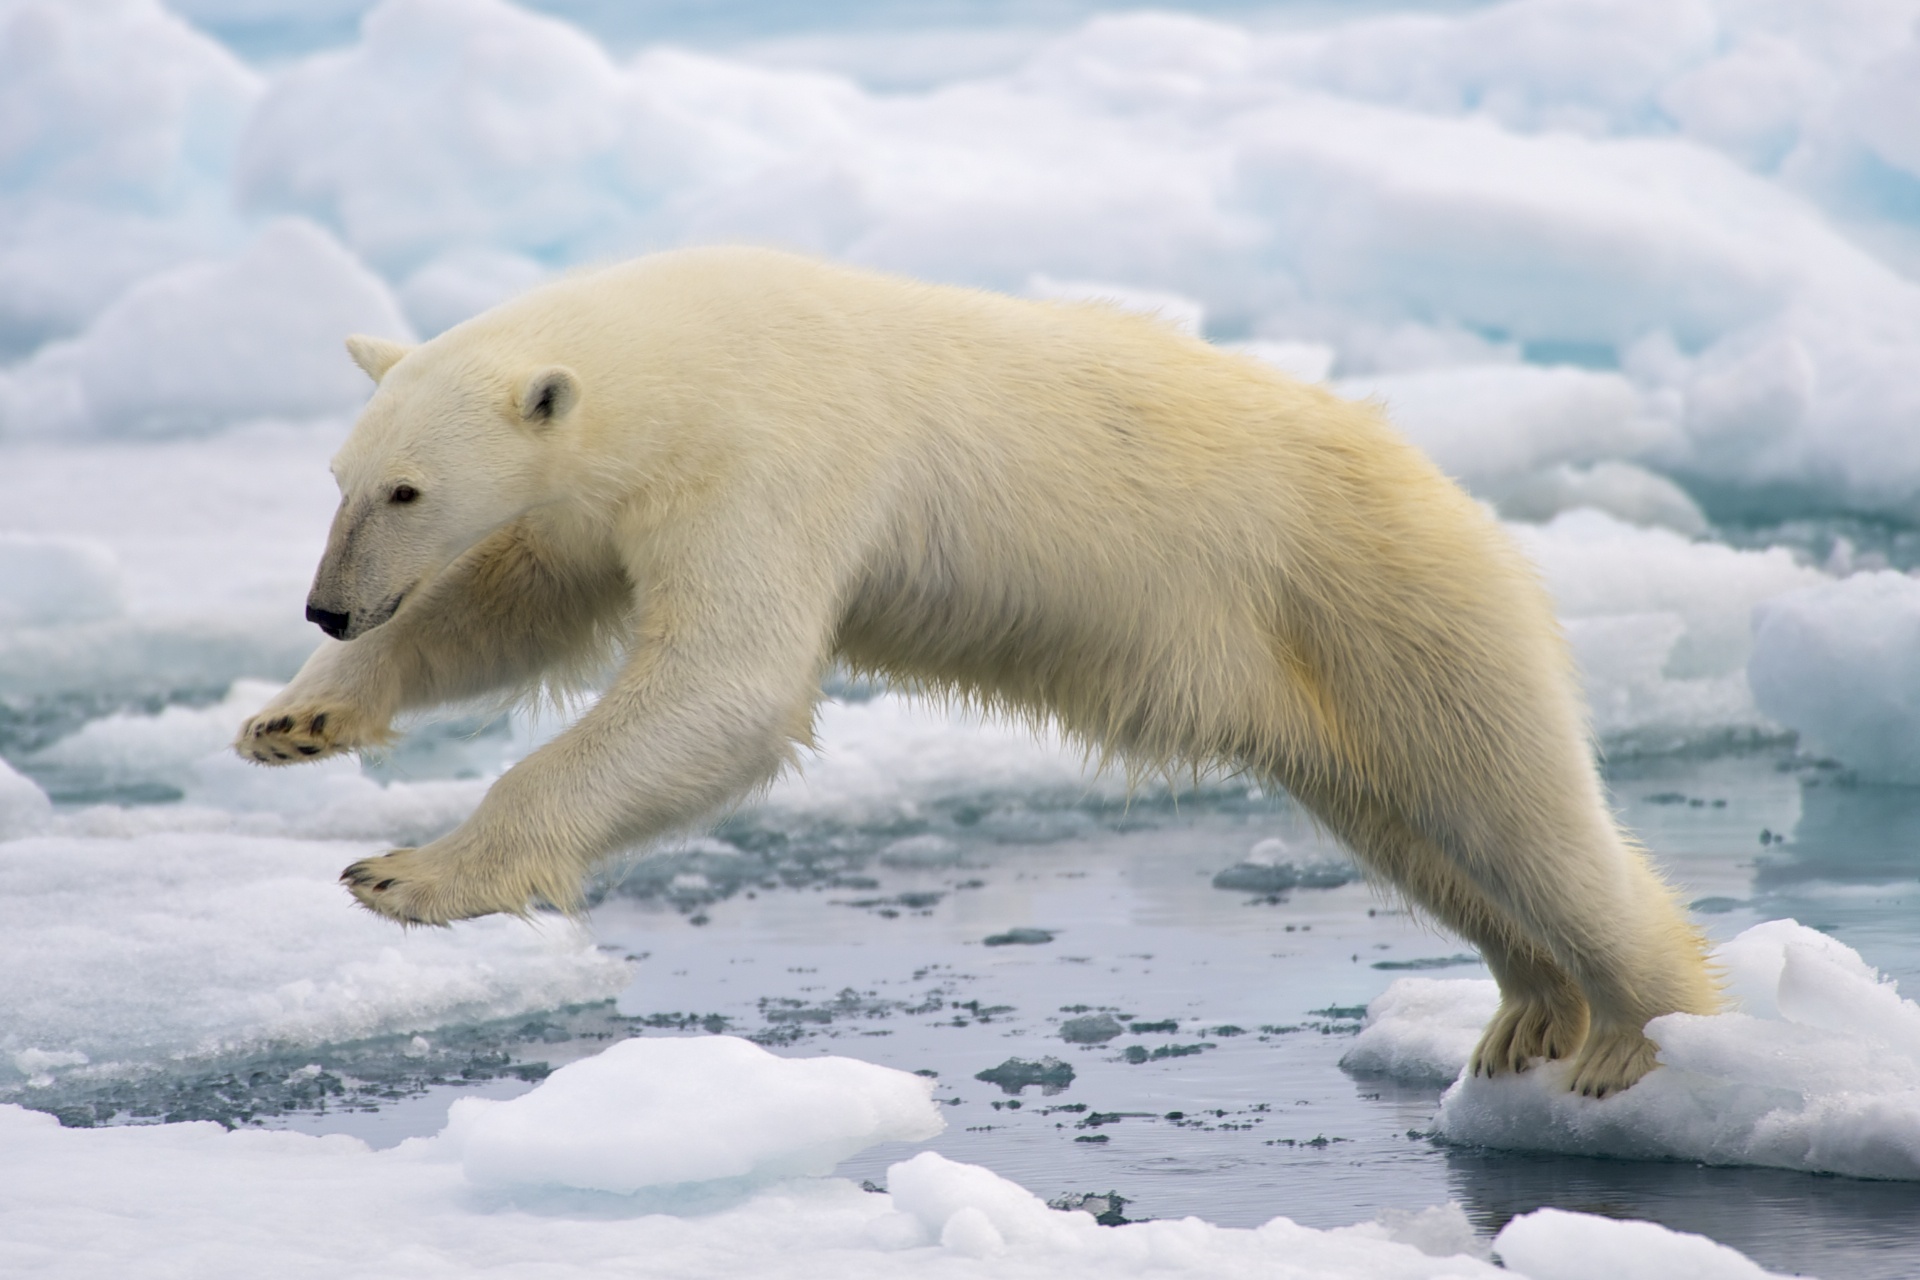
left=472, top=248, right=1579, bottom=797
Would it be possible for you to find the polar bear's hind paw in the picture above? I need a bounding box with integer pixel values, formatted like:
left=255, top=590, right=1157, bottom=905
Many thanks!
left=1565, top=1024, right=1660, bottom=1098
left=1470, top=994, right=1589, bottom=1078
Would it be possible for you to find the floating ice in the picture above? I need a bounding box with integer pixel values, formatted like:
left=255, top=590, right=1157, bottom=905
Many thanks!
left=1344, top=921, right=1920, bottom=1181
left=1749, top=570, right=1920, bottom=783
left=0, top=1080, right=1795, bottom=1277
left=448, top=1035, right=944, bottom=1192
left=1494, top=1207, right=1795, bottom=1280
left=1341, top=977, right=1502, bottom=1086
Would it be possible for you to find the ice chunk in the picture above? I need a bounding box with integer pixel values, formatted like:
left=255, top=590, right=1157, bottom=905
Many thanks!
left=1348, top=921, right=1920, bottom=1180
left=1341, top=976, right=1501, bottom=1085
left=1494, top=1207, right=1793, bottom=1280
left=1749, top=571, right=1920, bottom=783
left=448, top=1035, right=944, bottom=1192
left=0, top=533, right=123, bottom=627
left=0, top=219, right=412, bottom=437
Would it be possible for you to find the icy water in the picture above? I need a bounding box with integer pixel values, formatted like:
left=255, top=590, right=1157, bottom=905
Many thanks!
left=31, top=742, right=1899, bottom=1280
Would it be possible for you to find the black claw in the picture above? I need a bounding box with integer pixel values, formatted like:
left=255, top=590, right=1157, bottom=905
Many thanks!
left=297, top=745, right=320, bottom=756
left=309, top=713, right=327, bottom=733
left=272, top=750, right=290, bottom=760
left=373, top=878, right=394, bottom=891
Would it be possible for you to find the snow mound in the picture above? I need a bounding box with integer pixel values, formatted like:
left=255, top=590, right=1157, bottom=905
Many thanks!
left=1749, top=571, right=1920, bottom=783
left=449, top=1035, right=944, bottom=1192
left=0, top=1093, right=1795, bottom=1278
left=0, top=828, right=628, bottom=1087
left=0, top=218, right=411, bottom=437
left=1345, top=921, right=1920, bottom=1180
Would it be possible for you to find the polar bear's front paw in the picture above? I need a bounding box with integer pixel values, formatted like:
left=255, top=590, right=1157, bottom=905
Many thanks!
left=1565, top=1022, right=1660, bottom=1098
left=236, top=701, right=377, bottom=765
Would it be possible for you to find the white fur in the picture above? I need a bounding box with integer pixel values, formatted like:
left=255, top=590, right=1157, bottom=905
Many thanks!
left=238, top=247, right=1716, bottom=1095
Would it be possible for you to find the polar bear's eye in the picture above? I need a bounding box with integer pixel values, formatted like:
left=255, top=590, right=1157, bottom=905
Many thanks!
left=390, top=484, right=420, bottom=505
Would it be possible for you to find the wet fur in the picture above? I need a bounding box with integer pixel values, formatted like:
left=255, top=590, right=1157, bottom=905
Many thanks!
left=238, top=247, right=1718, bottom=1095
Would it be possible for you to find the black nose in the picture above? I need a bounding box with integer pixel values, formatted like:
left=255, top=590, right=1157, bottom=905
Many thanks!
left=306, top=604, right=351, bottom=639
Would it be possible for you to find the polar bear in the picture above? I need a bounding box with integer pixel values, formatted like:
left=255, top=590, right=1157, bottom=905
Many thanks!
left=236, top=247, right=1715, bottom=1096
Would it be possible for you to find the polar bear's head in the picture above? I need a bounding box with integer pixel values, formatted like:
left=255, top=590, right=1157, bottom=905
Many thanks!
left=305, top=333, right=581, bottom=640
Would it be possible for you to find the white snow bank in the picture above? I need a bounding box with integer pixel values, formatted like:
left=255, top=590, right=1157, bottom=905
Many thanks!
left=1749, top=571, right=1920, bottom=783
left=449, top=1036, right=944, bottom=1192
left=1344, top=920, right=1920, bottom=1181
left=0, top=533, right=123, bottom=627
left=0, top=828, right=627, bottom=1087
left=1512, top=510, right=1827, bottom=752
left=0, top=218, right=412, bottom=437
left=0, top=1084, right=1793, bottom=1278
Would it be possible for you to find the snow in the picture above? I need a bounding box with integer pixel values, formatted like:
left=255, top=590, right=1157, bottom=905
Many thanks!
left=1749, top=571, right=1920, bottom=783
left=0, top=1039, right=1797, bottom=1280
left=1343, top=921, right=1920, bottom=1183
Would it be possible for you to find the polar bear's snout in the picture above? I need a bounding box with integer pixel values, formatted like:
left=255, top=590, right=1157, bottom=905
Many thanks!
left=305, top=604, right=351, bottom=639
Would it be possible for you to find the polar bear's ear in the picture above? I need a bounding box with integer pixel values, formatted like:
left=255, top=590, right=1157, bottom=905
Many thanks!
left=344, top=334, right=413, bottom=384
left=518, top=366, right=581, bottom=428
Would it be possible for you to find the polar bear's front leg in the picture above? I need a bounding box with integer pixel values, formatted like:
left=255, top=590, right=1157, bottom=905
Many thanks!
left=237, top=640, right=399, bottom=765
left=340, top=538, right=833, bottom=924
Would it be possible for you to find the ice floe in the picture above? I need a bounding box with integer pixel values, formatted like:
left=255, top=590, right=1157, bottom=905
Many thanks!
left=1344, top=920, right=1920, bottom=1181
left=0, top=1032, right=1800, bottom=1278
